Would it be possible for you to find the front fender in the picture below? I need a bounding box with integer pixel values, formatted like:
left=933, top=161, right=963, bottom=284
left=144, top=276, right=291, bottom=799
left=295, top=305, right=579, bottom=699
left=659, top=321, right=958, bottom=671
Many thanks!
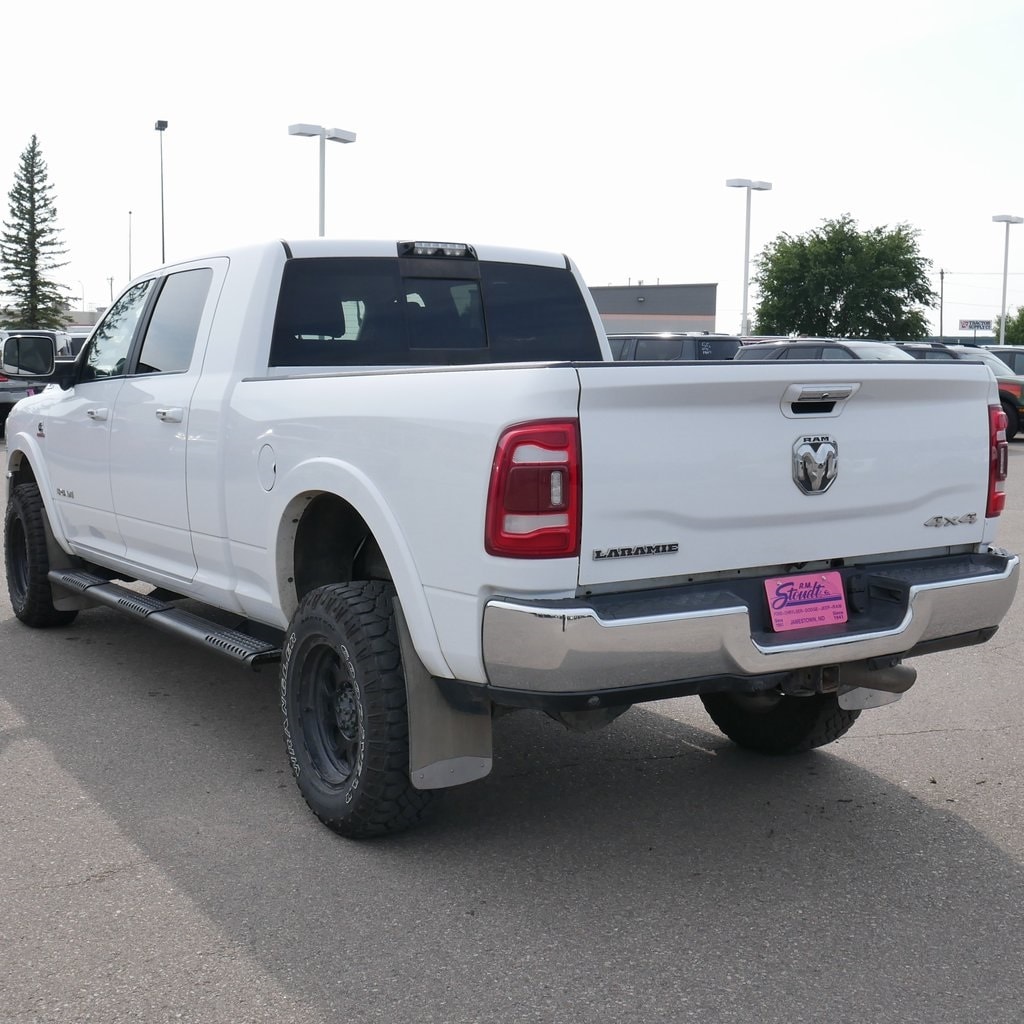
left=4, top=427, right=73, bottom=556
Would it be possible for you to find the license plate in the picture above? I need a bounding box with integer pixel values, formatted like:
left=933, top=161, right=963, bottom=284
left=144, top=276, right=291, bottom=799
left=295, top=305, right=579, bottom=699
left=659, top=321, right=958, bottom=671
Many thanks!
left=764, top=570, right=848, bottom=632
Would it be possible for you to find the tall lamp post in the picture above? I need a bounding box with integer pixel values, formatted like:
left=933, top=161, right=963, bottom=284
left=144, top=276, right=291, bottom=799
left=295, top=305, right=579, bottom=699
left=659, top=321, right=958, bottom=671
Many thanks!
left=726, top=178, right=772, bottom=335
left=155, top=120, right=168, bottom=263
left=993, top=214, right=1023, bottom=345
left=288, top=123, right=357, bottom=237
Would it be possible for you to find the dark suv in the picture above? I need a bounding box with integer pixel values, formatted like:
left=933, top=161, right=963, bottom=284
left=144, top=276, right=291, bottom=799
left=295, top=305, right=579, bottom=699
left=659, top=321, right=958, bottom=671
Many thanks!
left=607, top=333, right=742, bottom=361
left=899, top=342, right=1024, bottom=438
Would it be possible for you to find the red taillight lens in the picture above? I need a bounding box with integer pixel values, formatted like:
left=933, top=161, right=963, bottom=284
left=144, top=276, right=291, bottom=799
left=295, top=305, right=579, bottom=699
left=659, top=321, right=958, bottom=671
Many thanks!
left=988, top=405, right=1008, bottom=518
left=485, top=420, right=581, bottom=558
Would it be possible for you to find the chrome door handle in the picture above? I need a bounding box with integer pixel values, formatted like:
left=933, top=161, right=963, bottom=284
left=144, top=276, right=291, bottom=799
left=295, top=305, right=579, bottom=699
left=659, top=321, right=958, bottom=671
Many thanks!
left=155, top=407, right=184, bottom=423
left=86, top=407, right=109, bottom=421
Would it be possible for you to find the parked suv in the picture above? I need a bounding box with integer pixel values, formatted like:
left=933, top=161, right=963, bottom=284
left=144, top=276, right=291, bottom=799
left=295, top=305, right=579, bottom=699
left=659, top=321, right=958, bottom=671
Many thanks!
left=985, top=345, right=1024, bottom=375
left=734, top=338, right=915, bottom=361
left=608, top=332, right=742, bottom=361
left=898, top=342, right=1024, bottom=438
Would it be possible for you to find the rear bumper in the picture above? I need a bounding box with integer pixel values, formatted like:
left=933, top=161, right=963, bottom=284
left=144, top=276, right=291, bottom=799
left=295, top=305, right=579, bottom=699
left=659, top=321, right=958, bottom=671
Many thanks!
left=481, top=550, right=1019, bottom=695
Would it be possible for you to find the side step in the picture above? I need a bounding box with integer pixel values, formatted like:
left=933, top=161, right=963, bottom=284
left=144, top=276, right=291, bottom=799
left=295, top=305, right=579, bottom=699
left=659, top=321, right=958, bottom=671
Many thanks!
left=49, top=570, right=282, bottom=668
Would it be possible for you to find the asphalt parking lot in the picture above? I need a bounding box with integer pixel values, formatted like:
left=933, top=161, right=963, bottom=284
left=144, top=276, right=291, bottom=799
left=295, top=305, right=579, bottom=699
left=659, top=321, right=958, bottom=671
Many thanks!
left=1, top=436, right=1023, bottom=1024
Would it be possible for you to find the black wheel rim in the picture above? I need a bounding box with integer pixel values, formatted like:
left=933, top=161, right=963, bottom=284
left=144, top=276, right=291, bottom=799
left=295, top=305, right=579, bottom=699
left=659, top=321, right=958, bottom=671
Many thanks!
left=298, top=641, right=361, bottom=787
left=7, top=514, right=29, bottom=602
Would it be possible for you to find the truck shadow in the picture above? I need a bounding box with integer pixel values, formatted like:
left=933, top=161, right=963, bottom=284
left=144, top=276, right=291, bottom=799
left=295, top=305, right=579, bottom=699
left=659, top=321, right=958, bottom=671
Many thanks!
left=3, top=607, right=1023, bottom=1022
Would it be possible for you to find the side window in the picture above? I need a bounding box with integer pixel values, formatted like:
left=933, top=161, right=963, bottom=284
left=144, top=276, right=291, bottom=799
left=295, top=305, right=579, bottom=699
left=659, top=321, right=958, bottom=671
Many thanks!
left=607, top=338, right=630, bottom=359
left=635, top=337, right=686, bottom=361
left=821, top=347, right=855, bottom=360
left=80, top=281, right=153, bottom=381
left=135, top=269, right=213, bottom=374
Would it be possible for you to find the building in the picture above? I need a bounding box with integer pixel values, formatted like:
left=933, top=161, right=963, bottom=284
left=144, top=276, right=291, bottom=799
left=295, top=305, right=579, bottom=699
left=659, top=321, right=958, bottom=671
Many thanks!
left=589, top=283, right=717, bottom=334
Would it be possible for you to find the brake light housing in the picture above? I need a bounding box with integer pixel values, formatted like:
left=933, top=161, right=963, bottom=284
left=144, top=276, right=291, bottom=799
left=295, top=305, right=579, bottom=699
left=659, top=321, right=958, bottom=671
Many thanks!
left=988, top=404, right=1008, bottom=518
left=485, top=420, right=581, bottom=558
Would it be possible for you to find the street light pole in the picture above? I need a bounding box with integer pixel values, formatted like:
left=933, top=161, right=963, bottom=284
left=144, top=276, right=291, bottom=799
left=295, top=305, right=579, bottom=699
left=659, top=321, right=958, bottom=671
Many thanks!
left=993, top=214, right=1023, bottom=346
left=155, top=120, right=168, bottom=263
left=726, top=178, right=772, bottom=335
left=288, top=123, right=357, bottom=237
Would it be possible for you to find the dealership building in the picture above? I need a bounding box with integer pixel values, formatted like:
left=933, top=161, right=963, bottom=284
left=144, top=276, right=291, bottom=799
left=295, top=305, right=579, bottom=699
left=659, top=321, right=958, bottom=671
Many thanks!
left=588, top=282, right=718, bottom=334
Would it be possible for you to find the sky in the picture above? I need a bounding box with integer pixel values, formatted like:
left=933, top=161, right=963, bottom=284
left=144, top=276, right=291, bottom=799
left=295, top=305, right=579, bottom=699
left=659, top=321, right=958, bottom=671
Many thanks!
left=2, top=0, right=1023, bottom=337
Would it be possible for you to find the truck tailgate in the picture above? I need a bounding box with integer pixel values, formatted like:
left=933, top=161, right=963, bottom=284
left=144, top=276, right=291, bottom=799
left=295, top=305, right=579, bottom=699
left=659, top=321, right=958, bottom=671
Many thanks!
left=576, top=360, right=997, bottom=588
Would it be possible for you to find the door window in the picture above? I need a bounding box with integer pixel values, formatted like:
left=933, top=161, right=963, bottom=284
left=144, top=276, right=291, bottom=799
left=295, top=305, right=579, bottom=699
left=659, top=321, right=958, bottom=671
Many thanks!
left=135, top=269, right=213, bottom=374
left=80, top=281, right=153, bottom=381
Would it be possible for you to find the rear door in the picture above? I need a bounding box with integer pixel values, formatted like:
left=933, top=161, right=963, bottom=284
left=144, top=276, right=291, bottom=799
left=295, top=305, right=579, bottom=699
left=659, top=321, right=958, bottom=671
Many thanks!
left=575, top=360, right=996, bottom=587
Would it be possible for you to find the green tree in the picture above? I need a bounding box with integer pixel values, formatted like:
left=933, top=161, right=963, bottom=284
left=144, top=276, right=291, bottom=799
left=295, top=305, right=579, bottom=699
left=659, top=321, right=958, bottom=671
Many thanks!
left=0, top=135, right=68, bottom=329
left=994, top=307, right=1024, bottom=346
left=751, top=214, right=936, bottom=339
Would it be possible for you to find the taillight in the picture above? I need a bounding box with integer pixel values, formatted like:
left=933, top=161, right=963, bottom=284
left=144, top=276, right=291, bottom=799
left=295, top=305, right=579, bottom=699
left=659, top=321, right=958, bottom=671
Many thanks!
left=988, top=404, right=1008, bottom=517
left=485, top=420, right=581, bottom=558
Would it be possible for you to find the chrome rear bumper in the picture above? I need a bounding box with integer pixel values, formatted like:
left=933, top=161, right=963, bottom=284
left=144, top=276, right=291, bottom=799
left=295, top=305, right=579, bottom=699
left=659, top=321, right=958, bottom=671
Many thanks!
left=481, top=551, right=1019, bottom=694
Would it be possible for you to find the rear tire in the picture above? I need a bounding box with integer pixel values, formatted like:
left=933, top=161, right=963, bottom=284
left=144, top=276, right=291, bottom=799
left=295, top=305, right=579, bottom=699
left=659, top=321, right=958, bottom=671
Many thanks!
left=4, top=482, right=78, bottom=628
left=700, top=690, right=859, bottom=755
left=280, top=581, right=435, bottom=838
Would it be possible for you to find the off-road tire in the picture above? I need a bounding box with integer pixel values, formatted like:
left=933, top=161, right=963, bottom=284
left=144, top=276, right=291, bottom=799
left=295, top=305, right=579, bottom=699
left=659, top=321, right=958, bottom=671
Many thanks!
left=280, top=581, right=435, bottom=838
left=700, top=690, right=860, bottom=755
left=4, top=482, right=78, bottom=628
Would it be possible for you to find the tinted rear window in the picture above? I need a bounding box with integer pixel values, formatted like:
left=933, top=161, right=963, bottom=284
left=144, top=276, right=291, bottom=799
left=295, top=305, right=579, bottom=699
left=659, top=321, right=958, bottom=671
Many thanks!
left=270, top=257, right=601, bottom=367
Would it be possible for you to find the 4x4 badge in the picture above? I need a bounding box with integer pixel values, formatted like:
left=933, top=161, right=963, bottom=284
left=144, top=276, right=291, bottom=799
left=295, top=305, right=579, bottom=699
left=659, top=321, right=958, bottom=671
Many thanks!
left=793, top=434, right=838, bottom=495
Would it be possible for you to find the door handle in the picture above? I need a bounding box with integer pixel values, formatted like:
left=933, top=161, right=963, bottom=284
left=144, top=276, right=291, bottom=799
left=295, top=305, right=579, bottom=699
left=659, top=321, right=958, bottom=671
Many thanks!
left=86, top=407, right=109, bottom=421
left=155, top=407, right=184, bottom=423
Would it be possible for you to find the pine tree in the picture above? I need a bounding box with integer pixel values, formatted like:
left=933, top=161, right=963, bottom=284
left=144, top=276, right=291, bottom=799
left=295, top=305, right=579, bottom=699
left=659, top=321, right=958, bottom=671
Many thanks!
left=0, top=135, right=68, bottom=329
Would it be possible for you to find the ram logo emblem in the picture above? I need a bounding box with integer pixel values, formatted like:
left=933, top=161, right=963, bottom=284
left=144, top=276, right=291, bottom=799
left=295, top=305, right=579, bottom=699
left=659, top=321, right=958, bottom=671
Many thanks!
left=793, top=435, right=838, bottom=495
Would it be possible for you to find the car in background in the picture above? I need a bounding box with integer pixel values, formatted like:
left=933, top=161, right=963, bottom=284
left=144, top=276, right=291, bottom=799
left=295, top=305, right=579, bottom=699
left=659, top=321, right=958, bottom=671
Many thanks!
left=64, top=325, right=93, bottom=357
left=899, top=342, right=1024, bottom=439
left=985, top=344, right=1024, bottom=375
left=733, top=338, right=916, bottom=361
left=607, top=333, right=743, bottom=361
left=0, top=329, right=73, bottom=434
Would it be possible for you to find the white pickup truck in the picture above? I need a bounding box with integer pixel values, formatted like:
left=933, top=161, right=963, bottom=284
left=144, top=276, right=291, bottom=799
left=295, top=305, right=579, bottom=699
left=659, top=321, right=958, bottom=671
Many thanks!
left=2, top=238, right=1019, bottom=838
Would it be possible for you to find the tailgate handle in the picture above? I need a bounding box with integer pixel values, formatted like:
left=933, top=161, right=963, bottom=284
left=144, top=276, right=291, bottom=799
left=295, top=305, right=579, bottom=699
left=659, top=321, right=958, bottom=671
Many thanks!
left=784, top=383, right=858, bottom=417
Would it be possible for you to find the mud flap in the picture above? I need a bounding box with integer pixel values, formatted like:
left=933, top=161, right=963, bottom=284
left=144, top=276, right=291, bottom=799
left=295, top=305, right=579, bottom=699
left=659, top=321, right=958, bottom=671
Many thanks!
left=394, top=600, right=493, bottom=790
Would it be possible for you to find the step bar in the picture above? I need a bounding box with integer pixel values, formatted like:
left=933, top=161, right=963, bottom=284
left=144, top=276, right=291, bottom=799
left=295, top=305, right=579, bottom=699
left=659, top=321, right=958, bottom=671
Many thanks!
left=49, top=570, right=282, bottom=667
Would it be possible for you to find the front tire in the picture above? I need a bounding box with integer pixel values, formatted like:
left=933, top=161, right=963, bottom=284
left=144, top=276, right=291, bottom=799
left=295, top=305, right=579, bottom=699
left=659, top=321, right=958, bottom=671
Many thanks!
left=280, top=581, right=435, bottom=838
left=4, top=482, right=78, bottom=628
left=700, top=690, right=860, bottom=755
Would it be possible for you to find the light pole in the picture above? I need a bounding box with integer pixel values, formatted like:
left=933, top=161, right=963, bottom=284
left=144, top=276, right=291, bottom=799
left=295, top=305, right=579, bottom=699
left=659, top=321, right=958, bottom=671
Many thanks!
left=726, top=178, right=772, bottom=335
left=288, top=123, right=357, bottom=237
left=993, top=214, right=1023, bottom=345
left=155, top=120, right=168, bottom=263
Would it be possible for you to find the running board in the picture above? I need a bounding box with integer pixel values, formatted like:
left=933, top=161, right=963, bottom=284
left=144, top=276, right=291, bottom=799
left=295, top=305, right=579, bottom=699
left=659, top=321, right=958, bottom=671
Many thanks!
left=48, top=570, right=282, bottom=667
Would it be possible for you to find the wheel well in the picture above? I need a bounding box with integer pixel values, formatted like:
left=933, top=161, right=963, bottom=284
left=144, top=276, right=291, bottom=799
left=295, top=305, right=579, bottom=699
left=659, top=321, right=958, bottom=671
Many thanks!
left=286, top=492, right=391, bottom=607
left=6, top=450, right=38, bottom=490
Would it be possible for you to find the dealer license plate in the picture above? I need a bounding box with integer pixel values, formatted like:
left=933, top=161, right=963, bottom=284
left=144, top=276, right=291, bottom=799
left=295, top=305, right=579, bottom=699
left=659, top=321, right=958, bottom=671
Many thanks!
left=764, top=570, right=848, bottom=632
